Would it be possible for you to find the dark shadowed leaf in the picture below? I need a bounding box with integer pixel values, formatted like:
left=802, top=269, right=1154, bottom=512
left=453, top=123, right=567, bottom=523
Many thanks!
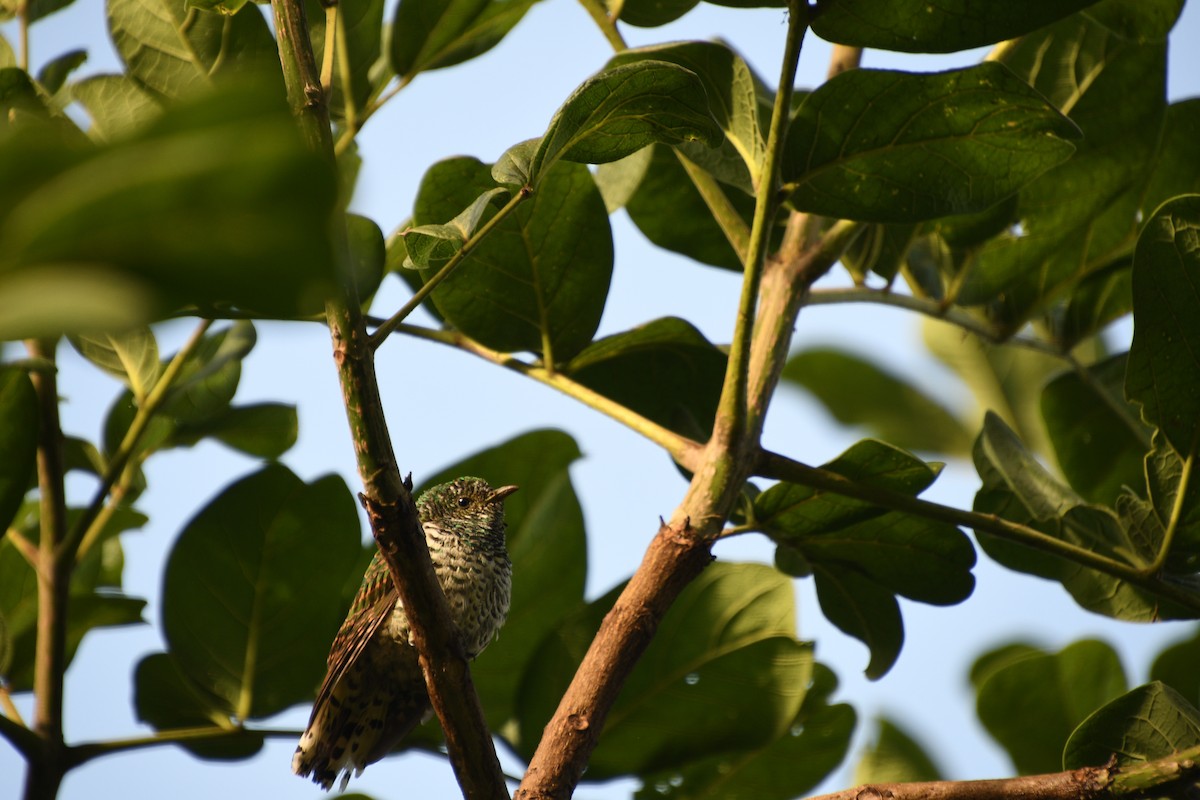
left=812, top=563, right=903, bottom=680
left=517, top=563, right=810, bottom=778
left=566, top=317, right=727, bottom=440
left=975, top=639, right=1127, bottom=774
left=784, top=63, right=1078, bottom=223
left=37, top=49, right=87, bottom=95
left=1146, top=433, right=1200, bottom=562
left=390, top=0, right=539, bottom=79
left=162, top=465, right=361, bottom=719
left=635, top=664, right=855, bottom=800
left=412, top=157, right=612, bottom=363
left=173, top=403, right=299, bottom=460
left=842, top=223, right=916, bottom=283
left=1041, top=353, right=1150, bottom=505
left=417, top=429, right=586, bottom=739
left=347, top=213, right=386, bottom=301
left=0, top=368, right=37, bottom=532
left=618, top=0, right=698, bottom=27
left=1150, top=629, right=1200, bottom=708
left=134, top=652, right=265, bottom=760
left=854, top=717, right=943, bottom=783
left=782, top=347, right=971, bottom=455
left=1053, top=258, right=1133, bottom=349
left=1064, top=681, right=1200, bottom=769
left=811, top=0, right=1100, bottom=53
left=529, top=60, right=721, bottom=184
left=1126, top=195, right=1200, bottom=459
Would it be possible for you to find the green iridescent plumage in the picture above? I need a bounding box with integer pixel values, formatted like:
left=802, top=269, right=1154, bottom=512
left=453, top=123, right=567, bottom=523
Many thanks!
left=292, top=477, right=516, bottom=791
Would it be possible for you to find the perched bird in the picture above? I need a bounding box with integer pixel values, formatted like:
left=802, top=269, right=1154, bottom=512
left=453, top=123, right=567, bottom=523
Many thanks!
left=292, top=476, right=517, bottom=791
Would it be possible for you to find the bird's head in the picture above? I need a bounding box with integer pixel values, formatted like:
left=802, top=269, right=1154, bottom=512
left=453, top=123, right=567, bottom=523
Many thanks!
left=417, top=477, right=518, bottom=545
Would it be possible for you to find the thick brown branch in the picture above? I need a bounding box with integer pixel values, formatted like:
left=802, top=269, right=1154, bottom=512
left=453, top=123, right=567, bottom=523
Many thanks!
left=810, top=748, right=1200, bottom=800
left=514, top=521, right=715, bottom=800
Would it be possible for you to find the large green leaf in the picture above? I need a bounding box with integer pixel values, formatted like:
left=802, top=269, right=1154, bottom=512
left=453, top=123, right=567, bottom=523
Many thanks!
left=172, top=402, right=299, bottom=460
left=854, top=718, right=943, bottom=783
left=1063, top=681, right=1200, bottom=769
left=634, top=663, right=855, bottom=800
left=811, top=0, right=1100, bottom=53
left=108, top=0, right=281, bottom=99
left=1126, top=195, right=1200, bottom=459
left=0, top=367, right=36, bottom=532
left=617, top=0, right=698, bottom=27
left=1053, top=257, right=1133, bottom=350
left=783, top=63, right=1078, bottom=223
left=1146, top=433, right=1200, bottom=562
left=517, top=563, right=811, bottom=778
left=69, top=327, right=161, bottom=402
left=565, top=317, right=727, bottom=441
left=974, top=639, right=1127, bottom=774
left=782, top=347, right=972, bottom=456
left=607, top=41, right=765, bottom=189
left=71, top=74, right=161, bottom=141
left=958, top=4, right=1179, bottom=324
left=0, top=85, right=338, bottom=338
left=1041, top=353, right=1151, bottom=506
left=757, top=440, right=973, bottom=678
left=411, top=157, right=612, bottom=364
left=390, top=0, right=539, bottom=80
left=621, top=144, right=752, bottom=270
left=161, top=465, right=361, bottom=719
left=134, top=652, right=264, bottom=760
left=526, top=60, right=721, bottom=185
left=417, top=429, right=586, bottom=740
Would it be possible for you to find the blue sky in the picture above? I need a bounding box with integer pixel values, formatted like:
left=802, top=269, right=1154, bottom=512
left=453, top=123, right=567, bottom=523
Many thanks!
left=3, top=2, right=1200, bottom=799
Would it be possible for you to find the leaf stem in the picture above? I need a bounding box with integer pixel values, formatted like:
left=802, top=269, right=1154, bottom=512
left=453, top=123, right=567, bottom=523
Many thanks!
left=319, top=5, right=336, bottom=94
left=1143, top=448, right=1194, bottom=577
left=675, top=151, right=751, bottom=266
left=65, top=725, right=300, bottom=767
left=66, top=319, right=213, bottom=563
left=395, top=324, right=701, bottom=465
left=578, top=0, right=627, bottom=51
left=370, top=187, right=532, bottom=351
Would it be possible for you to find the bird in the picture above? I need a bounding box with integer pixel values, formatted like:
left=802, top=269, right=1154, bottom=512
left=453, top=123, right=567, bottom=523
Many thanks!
left=292, top=476, right=517, bottom=791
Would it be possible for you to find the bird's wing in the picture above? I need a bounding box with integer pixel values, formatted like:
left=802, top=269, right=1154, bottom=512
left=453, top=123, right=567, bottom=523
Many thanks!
left=309, top=551, right=398, bottom=721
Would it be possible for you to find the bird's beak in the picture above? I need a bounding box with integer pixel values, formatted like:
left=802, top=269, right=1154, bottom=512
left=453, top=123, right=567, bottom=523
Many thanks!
left=489, top=485, right=519, bottom=502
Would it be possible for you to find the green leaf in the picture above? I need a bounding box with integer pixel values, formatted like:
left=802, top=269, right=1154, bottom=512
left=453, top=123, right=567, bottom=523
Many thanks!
left=134, top=652, right=264, bottom=760
left=812, top=563, right=903, bottom=681
left=593, top=145, right=653, bottom=212
left=0, top=531, right=37, bottom=688
left=108, top=0, right=281, bottom=99
left=390, top=0, right=539, bottom=79
left=1064, top=681, right=1200, bottom=769
left=842, top=223, right=916, bottom=283
left=412, top=157, right=612, bottom=364
left=417, top=429, right=586, bottom=739
left=37, top=49, right=87, bottom=95
left=607, top=41, right=764, bottom=188
left=402, top=187, right=509, bottom=270
left=0, top=85, right=338, bottom=338
left=782, top=347, right=972, bottom=455
left=635, top=668, right=855, bottom=800
left=161, top=465, right=361, bottom=719
left=1126, top=195, right=1200, bottom=459
left=622, top=144, right=752, bottom=270
left=518, top=563, right=811, bottom=778
left=1143, top=100, right=1200, bottom=215
left=71, top=74, right=161, bottom=141
left=1041, top=353, right=1150, bottom=505
left=974, top=639, right=1127, bottom=774
left=69, top=327, right=161, bottom=402
left=784, top=63, right=1078, bottom=223
left=618, top=0, right=698, bottom=27
left=347, top=213, right=385, bottom=301
left=958, top=7, right=1174, bottom=324
left=1151, top=628, right=1200, bottom=709
left=811, top=0, right=1101, bottom=54
left=529, top=60, right=722, bottom=185
left=1146, top=433, right=1200, bottom=561
left=565, top=317, right=727, bottom=440
left=854, top=718, right=943, bottom=783
left=0, top=368, right=37, bottom=532
left=173, top=403, right=299, bottom=459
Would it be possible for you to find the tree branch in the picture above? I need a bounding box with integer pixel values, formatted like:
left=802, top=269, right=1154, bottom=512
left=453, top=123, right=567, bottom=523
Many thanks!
left=269, top=2, right=508, bottom=797
left=24, top=338, right=69, bottom=800
left=809, top=747, right=1200, bottom=800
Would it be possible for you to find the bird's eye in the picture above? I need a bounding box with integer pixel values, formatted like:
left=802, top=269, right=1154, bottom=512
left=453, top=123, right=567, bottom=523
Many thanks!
left=456, top=496, right=471, bottom=508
